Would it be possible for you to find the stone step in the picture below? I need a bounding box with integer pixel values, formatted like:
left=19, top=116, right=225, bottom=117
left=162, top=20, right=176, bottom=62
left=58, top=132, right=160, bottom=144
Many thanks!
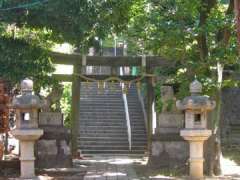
left=78, top=133, right=128, bottom=137
left=78, top=132, right=146, bottom=137
left=80, top=115, right=125, bottom=119
left=79, top=119, right=126, bottom=122
left=79, top=119, right=144, bottom=123
left=79, top=136, right=146, bottom=141
left=80, top=119, right=145, bottom=125
left=78, top=141, right=146, bottom=146
left=79, top=112, right=125, bottom=115
left=81, top=95, right=123, bottom=97
left=79, top=103, right=125, bottom=106
left=79, top=118, right=126, bottom=121
left=80, top=98, right=123, bottom=101
left=78, top=145, right=146, bottom=151
left=79, top=122, right=126, bottom=126
left=79, top=124, right=126, bottom=127
left=81, top=90, right=122, bottom=93
left=80, top=113, right=126, bottom=116
left=80, top=107, right=124, bottom=110
left=79, top=118, right=144, bottom=121
left=80, top=149, right=146, bottom=154
left=78, top=137, right=128, bottom=141
left=79, top=126, right=145, bottom=131
left=79, top=128, right=127, bottom=135
left=78, top=83, right=146, bottom=155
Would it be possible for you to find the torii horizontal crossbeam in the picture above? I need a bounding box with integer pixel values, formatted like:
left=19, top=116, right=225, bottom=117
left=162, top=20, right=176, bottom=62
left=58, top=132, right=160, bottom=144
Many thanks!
left=52, top=74, right=153, bottom=82
left=50, top=52, right=174, bottom=68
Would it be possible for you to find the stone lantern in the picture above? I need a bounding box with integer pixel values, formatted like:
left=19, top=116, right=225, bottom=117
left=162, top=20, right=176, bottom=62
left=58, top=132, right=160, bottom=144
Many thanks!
left=11, top=79, right=43, bottom=179
left=176, top=80, right=215, bottom=179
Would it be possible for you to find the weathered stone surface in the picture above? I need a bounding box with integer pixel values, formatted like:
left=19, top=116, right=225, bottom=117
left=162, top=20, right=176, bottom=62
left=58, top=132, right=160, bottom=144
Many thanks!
left=39, top=112, right=63, bottom=126
left=156, top=113, right=184, bottom=134
left=39, top=126, right=70, bottom=142
left=221, top=88, right=240, bottom=146
left=37, top=140, right=57, bottom=155
left=149, top=140, right=189, bottom=168
left=161, top=86, right=174, bottom=101
left=160, top=86, right=178, bottom=112
left=37, top=138, right=72, bottom=168
left=36, top=125, right=72, bottom=168
left=151, top=141, right=188, bottom=158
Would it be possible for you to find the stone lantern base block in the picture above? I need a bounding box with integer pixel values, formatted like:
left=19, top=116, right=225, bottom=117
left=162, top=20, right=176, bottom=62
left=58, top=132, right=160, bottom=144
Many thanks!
left=189, top=158, right=204, bottom=179
left=180, top=129, right=212, bottom=180
left=11, top=129, right=43, bottom=179
left=20, top=161, right=35, bottom=179
left=148, top=134, right=189, bottom=169
left=37, top=124, right=72, bottom=168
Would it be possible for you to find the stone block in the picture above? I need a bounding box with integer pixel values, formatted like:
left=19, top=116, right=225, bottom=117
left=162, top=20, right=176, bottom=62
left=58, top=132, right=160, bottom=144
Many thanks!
left=151, top=141, right=188, bottom=159
left=39, top=112, right=63, bottom=126
left=36, top=128, right=72, bottom=168
left=156, top=113, right=184, bottom=134
left=149, top=140, right=189, bottom=169
left=37, top=140, right=57, bottom=155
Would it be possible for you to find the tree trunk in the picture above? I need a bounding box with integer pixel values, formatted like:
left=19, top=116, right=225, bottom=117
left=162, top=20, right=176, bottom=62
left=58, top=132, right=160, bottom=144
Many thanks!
left=210, top=1, right=234, bottom=174
left=235, top=0, right=240, bottom=53
left=197, top=0, right=217, bottom=60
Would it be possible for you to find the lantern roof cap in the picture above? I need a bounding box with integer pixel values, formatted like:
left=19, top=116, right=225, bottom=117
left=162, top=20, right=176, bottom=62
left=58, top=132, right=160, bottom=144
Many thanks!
left=21, top=78, right=33, bottom=93
left=176, top=80, right=215, bottom=111
left=190, top=79, right=202, bottom=95
left=11, top=79, right=42, bottom=109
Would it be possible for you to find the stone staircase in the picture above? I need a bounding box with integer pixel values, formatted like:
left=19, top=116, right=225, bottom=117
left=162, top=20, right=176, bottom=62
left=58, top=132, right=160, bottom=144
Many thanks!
left=78, top=82, right=147, bottom=155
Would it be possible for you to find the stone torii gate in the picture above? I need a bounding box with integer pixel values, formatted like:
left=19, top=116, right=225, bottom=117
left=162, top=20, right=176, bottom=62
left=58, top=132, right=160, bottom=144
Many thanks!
left=50, top=52, right=173, bottom=155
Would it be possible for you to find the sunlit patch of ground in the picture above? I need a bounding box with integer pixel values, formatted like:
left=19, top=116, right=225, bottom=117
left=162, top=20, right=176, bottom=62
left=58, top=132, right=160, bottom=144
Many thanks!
left=220, top=148, right=240, bottom=179
left=221, top=155, right=240, bottom=176
left=2, top=151, right=240, bottom=179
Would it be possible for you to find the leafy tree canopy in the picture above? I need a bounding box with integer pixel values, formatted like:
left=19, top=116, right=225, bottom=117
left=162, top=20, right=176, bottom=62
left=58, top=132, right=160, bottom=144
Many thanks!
left=0, top=0, right=134, bottom=86
left=0, top=0, right=133, bottom=48
left=126, top=0, right=239, bottom=97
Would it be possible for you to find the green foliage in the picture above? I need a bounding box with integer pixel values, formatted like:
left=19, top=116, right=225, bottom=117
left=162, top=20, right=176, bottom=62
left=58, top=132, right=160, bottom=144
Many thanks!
left=0, top=1, right=135, bottom=89
left=126, top=0, right=239, bottom=99
left=60, top=83, right=72, bottom=129
left=166, top=99, right=174, bottom=112
left=0, top=0, right=134, bottom=48
left=155, top=83, right=175, bottom=113
left=0, top=35, right=54, bottom=89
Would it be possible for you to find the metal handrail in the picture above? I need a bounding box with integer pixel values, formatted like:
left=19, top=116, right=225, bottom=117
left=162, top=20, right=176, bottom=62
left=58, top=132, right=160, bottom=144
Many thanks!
left=122, top=84, right=132, bottom=151
left=120, top=66, right=132, bottom=151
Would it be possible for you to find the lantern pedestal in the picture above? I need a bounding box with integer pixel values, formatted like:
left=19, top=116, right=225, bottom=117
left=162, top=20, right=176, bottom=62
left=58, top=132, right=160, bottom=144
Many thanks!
left=11, top=129, right=43, bottom=179
left=180, top=129, right=211, bottom=179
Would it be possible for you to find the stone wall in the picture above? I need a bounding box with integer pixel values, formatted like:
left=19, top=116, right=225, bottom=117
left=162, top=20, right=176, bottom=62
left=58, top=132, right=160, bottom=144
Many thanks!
left=221, top=88, right=240, bottom=147
left=148, top=86, right=188, bottom=169
left=36, top=112, right=72, bottom=168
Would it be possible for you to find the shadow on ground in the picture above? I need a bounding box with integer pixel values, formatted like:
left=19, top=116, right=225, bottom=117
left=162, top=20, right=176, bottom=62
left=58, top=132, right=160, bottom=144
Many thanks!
left=132, top=163, right=184, bottom=179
